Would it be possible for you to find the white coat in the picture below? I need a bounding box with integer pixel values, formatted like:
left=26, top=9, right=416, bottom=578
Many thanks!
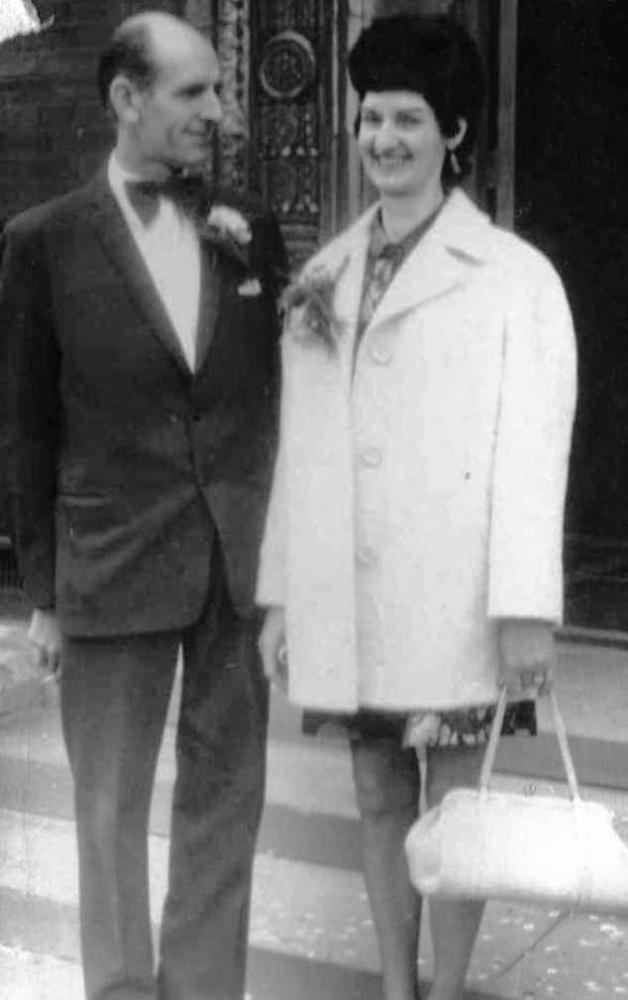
left=257, top=190, right=577, bottom=713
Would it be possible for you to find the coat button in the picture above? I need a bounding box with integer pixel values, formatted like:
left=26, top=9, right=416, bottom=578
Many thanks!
left=359, top=446, right=383, bottom=468
left=370, top=342, right=392, bottom=365
left=356, top=545, right=377, bottom=567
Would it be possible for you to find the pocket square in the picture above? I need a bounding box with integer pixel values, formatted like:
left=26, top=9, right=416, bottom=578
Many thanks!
left=237, top=278, right=262, bottom=297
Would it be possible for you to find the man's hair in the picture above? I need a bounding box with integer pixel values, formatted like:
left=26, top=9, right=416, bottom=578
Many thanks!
left=349, top=13, right=485, bottom=184
left=97, top=19, right=156, bottom=111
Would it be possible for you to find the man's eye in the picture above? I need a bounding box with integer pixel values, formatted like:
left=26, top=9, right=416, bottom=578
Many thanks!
left=361, top=113, right=380, bottom=126
left=180, top=84, right=207, bottom=99
left=397, top=115, right=423, bottom=127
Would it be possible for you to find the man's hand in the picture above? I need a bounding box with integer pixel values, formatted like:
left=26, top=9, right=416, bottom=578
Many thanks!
left=27, top=609, right=62, bottom=677
left=497, top=618, right=556, bottom=697
left=258, top=606, right=288, bottom=694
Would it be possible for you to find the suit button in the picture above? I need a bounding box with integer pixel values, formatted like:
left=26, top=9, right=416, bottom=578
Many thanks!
left=359, top=446, right=383, bottom=468
left=356, top=545, right=377, bottom=568
left=370, top=342, right=392, bottom=365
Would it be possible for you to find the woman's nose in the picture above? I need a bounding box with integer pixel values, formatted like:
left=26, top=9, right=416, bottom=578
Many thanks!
left=371, top=121, right=398, bottom=152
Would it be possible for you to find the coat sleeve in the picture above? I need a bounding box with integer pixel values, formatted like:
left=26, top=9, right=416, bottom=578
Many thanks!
left=253, top=210, right=290, bottom=608
left=255, top=367, right=288, bottom=607
left=0, top=218, right=60, bottom=609
left=487, top=254, right=577, bottom=622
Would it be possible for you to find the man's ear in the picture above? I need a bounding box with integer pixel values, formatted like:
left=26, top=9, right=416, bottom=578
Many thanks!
left=109, top=74, right=143, bottom=125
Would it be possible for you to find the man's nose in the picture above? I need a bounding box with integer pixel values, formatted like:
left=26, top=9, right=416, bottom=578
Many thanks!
left=201, top=89, right=222, bottom=123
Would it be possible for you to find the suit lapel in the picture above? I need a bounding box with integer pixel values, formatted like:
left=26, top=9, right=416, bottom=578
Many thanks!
left=194, top=243, right=222, bottom=374
left=85, top=170, right=191, bottom=374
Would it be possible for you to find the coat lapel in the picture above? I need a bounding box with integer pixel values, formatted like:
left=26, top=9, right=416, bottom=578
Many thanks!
left=305, top=205, right=377, bottom=379
left=351, top=190, right=494, bottom=337
left=85, top=170, right=192, bottom=374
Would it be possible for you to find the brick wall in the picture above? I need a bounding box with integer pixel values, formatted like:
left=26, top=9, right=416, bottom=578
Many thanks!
left=0, top=0, right=185, bottom=222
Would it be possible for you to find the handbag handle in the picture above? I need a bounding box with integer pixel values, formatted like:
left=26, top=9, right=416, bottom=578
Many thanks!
left=479, top=685, right=581, bottom=802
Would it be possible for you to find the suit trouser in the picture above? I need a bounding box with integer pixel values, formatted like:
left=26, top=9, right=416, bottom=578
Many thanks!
left=60, top=557, right=269, bottom=1000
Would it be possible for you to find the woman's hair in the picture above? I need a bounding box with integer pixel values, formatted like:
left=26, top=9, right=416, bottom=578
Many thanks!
left=348, top=13, right=485, bottom=183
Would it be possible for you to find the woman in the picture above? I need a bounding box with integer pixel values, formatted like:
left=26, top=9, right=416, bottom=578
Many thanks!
left=257, top=14, right=576, bottom=1000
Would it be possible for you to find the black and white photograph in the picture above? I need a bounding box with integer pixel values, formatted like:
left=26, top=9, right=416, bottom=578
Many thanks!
left=1, top=2, right=628, bottom=999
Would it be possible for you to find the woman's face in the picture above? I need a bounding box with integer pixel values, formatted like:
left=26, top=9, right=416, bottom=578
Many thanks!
left=357, top=90, right=449, bottom=201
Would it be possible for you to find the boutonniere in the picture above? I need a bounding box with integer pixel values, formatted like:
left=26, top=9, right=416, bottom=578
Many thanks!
left=237, top=278, right=262, bottom=297
left=281, top=256, right=349, bottom=352
left=199, top=204, right=253, bottom=272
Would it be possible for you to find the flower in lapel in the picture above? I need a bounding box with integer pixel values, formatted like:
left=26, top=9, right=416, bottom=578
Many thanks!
left=199, top=204, right=252, bottom=272
left=206, top=204, right=252, bottom=245
left=281, top=256, right=349, bottom=353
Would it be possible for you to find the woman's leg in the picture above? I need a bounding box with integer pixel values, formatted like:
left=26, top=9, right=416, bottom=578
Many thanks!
left=424, top=746, right=486, bottom=1000
left=350, top=736, right=422, bottom=1000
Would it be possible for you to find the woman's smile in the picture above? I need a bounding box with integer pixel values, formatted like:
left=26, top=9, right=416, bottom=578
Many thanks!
left=357, top=90, right=449, bottom=201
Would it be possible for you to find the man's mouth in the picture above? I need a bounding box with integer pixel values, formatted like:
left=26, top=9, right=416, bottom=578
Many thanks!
left=188, top=128, right=216, bottom=143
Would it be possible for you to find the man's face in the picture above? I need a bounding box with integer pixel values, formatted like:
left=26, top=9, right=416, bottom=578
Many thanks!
left=357, top=90, right=448, bottom=200
left=132, top=31, right=222, bottom=173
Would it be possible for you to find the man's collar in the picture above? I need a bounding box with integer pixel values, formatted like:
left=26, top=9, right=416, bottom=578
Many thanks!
left=107, top=152, right=146, bottom=209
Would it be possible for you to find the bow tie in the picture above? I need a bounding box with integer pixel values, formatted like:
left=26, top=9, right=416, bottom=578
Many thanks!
left=125, top=174, right=207, bottom=226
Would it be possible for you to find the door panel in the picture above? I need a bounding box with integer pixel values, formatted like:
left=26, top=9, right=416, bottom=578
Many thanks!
left=516, top=0, right=628, bottom=626
left=249, top=0, right=345, bottom=268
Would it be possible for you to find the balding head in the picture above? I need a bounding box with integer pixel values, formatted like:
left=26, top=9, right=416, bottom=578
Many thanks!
left=97, top=11, right=214, bottom=111
left=100, top=10, right=222, bottom=177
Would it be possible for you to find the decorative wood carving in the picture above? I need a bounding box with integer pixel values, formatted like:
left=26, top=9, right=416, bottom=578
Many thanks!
left=214, top=0, right=250, bottom=191
left=259, top=30, right=316, bottom=100
left=250, top=0, right=335, bottom=267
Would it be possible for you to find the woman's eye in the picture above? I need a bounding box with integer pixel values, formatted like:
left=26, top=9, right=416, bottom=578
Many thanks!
left=397, top=114, right=423, bottom=128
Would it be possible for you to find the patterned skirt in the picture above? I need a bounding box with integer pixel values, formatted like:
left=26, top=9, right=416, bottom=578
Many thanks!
left=303, top=700, right=537, bottom=752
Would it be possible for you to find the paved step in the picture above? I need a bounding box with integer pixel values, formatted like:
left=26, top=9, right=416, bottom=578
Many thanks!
left=0, top=796, right=583, bottom=1000
left=0, top=807, right=379, bottom=968
left=3, top=672, right=628, bottom=1000
left=3, top=786, right=628, bottom=1000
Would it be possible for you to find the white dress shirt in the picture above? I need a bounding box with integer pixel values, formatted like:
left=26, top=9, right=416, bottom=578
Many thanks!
left=108, top=153, right=201, bottom=371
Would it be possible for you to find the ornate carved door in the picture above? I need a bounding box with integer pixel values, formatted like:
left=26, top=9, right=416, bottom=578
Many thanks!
left=248, top=0, right=347, bottom=267
left=201, top=0, right=497, bottom=267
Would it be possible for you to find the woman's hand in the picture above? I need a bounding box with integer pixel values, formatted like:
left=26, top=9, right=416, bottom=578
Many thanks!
left=497, top=618, right=556, bottom=696
left=258, top=605, right=288, bottom=693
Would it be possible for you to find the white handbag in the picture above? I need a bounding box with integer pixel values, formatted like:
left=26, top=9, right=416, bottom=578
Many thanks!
left=405, top=686, right=628, bottom=914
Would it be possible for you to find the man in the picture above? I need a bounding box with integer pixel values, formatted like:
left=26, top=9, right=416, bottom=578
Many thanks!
left=0, top=12, right=286, bottom=1000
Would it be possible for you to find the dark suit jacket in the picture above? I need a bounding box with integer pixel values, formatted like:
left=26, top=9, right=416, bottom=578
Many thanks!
left=0, top=168, right=287, bottom=635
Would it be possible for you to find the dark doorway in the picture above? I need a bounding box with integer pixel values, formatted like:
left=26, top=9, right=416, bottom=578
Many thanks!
left=516, top=0, right=628, bottom=628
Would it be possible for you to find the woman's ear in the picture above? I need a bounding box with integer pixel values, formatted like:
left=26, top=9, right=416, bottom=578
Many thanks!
left=447, top=117, right=468, bottom=152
